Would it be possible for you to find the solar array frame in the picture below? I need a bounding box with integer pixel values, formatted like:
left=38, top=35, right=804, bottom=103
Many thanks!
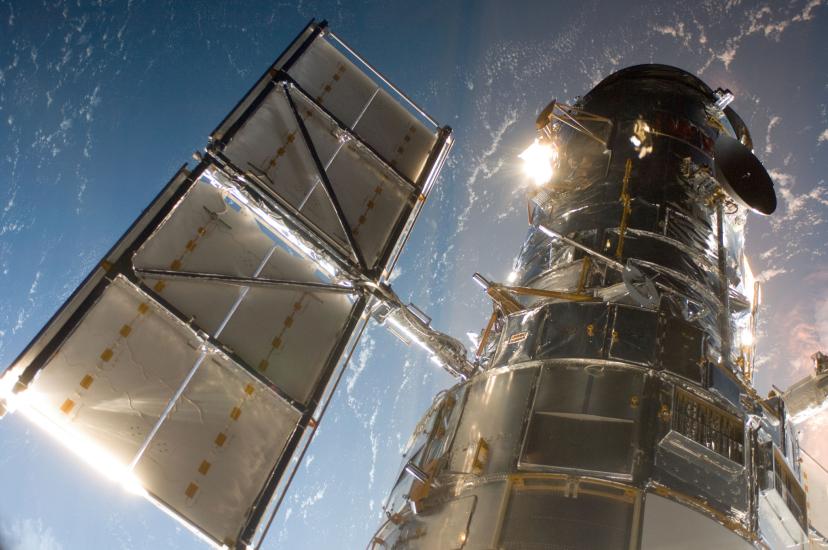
left=3, top=19, right=453, bottom=549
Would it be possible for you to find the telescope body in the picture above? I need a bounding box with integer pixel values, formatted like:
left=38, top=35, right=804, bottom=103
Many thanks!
left=371, top=66, right=815, bottom=550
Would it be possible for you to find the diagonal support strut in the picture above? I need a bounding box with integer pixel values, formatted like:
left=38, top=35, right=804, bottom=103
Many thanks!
left=281, top=81, right=368, bottom=273
left=134, top=267, right=358, bottom=294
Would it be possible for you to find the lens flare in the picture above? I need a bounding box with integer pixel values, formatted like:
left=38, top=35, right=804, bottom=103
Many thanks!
left=5, top=383, right=147, bottom=497
left=519, top=139, right=558, bottom=186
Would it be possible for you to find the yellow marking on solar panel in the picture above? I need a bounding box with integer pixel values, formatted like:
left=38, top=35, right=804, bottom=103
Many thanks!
left=353, top=175, right=390, bottom=237
left=138, top=303, right=150, bottom=314
left=230, top=407, right=241, bottom=421
left=215, top=432, right=227, bottom=447
left=265, top=132, right=297, bottom=169
left=60, top=399, right=75, bottom=414
left=185, top=482, right=199, bottom=498
left=198, top=460, right=211, bottom=475
left=153, top=281, right=166, bottom=293
left=258, top=293, right=309, bottom=375
left=119, top=324, right=132, bottom=337
left=80, top=375, right=94, bottom=389
left=172, top=222, right=219, bottom=277
left=244, top=384, right=255, bottom=396
left=100, top=348, right=114, bottom=362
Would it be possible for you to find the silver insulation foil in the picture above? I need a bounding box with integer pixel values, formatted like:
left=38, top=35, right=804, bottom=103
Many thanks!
left=373, top=66, right=814, bottom=549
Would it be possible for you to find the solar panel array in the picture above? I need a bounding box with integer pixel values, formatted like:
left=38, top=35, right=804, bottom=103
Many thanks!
left=1, top=20, right=452, bottom=548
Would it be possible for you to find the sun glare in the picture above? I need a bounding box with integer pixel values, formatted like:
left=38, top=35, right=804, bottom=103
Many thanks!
left=519, top=139, right=558, bottom=186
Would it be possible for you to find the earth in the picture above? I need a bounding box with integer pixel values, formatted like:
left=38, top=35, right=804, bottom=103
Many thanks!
left=0, top=1, right=826, bottom=548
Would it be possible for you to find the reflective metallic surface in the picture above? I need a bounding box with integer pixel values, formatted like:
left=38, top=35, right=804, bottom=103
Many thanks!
left=373, top=66, right=826, bottom=548
left=1, top=18, right=826, bottom=550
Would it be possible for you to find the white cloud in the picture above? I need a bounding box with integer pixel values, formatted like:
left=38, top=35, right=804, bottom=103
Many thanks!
left=765, top=171, right=828, bottom=235
left=756, top=267, right=787, bottom=283
left=793, top=0, right=825, bottom=22
left=1, top=518, right=62, bottom=550
left=782, top=294, right=828, bottom=381
left=765, top=116, right=781, bottom=154
left=298, top=483, right=327, bottom=520
left=653, top=22, right=693, bottom=48
left=345, top=334, right=374, bottom=396
left=698, top=0, right=826, bottom=72
left=818, top=128, right=828, bottom=144
left=457, top=107, right=519, bottom=232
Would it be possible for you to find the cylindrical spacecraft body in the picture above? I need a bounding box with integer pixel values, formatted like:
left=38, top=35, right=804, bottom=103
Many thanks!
left=372, top=66, right=807, bottom=549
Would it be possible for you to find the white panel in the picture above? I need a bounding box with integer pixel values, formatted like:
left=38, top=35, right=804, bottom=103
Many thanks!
left=287, top=39, right=437, bottom=184
left=135, top=352, right=299, bottom=547
left=352, top=87, right=437, bottom=184
left=215, top=78, right=420, bottom=272
left=287, top=38, right=378, bottom=130
left=217, top=34, right=446, bottom=272
left=138, top=277, right=243, bottom=336
left=135, top=178, right=278, bottom=278
left=325, top=140, right=411, bottom=267
left=218, top=285, right=353, bottom=404
left=26, top=275, right=201, bottom=465
left=211, top=24, right=318, bottom=143
left=134, top=181, right=272, bottom=334
left=802, top=450, right=828, bottom=541
left=221, top=85, right=415, bottom=270
left=222, top=86, right=347, bottom=249
left=640, top=493, right=753, bottom=549
left=8, top=169, right=191, bottom=376
left=133, top=172, right=360, bottom=404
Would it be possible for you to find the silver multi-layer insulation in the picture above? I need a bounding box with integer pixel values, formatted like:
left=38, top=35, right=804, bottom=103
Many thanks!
left=372, top=65, right=822, bottom=550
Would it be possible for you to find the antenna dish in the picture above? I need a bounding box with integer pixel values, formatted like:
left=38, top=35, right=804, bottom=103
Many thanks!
left=713, top=134, right=777, bottom=215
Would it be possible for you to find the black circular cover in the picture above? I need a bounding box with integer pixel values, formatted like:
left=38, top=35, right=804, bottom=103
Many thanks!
left=586, top=64, right=716, bottom=101
left=714, top=134, right=777, bottom=215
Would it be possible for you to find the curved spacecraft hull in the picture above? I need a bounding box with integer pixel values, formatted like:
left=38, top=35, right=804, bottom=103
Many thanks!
left=371, top=66, right=822, bottom=549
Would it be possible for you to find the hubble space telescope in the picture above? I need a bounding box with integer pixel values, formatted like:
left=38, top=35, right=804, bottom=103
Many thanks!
left=1, top=19, right=827, bottom=550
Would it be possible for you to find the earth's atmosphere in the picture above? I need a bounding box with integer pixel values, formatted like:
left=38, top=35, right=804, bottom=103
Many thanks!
left=0, top=1, right=826, bottom=549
